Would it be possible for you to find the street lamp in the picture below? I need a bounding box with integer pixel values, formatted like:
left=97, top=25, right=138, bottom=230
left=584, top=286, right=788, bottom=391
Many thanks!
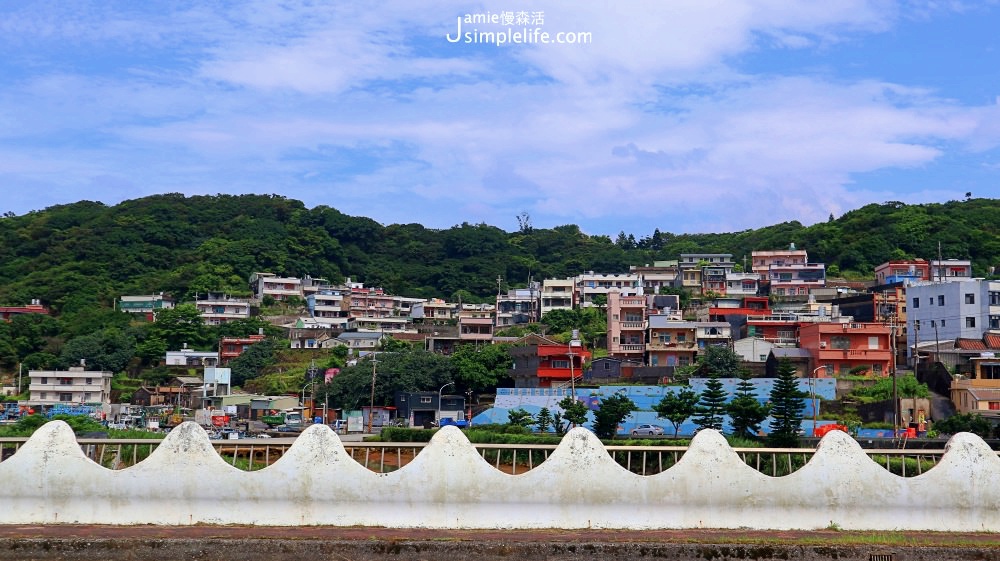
left=438, top=381, right=455, bottom=424
left=810, top=365, right=828, bottom=437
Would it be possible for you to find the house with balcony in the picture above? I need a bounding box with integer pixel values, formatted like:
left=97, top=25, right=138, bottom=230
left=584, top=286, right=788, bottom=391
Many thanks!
left=196, top=294, right=251, bottom=325
left=875, top=260, right=930, bottom=285
left=646, top=317, right=698, bottom=368
left=930, top=259, right=973, bottom=282
left=496, top=286, right=539, bottom=328
left=219, top=334, right=265, bottom=363
left=799, top=322, right=893, bottom=377
left=26, top=365, right=113, bottom=409
left=165, top=347, right=219, bottom=366
left=678, top=254, right=733, bottom=296
left=540, top=278, right=575, bottom=317
left=752, top=245, right=809, bottom=279
left=575, top=272, right=642, bottom=307
left=766, top=263, right=826, bottom=297
left=509, top=341, right=591, bottom=388
left=249, top=272, right=303, bottom=302
left=695, top=322, right=732, bottom=349
left=631, top=261, right=679, bottom=295
left=725, top=272, right=760, bottom=297
left=411, top=299, right=459, bottom=323
left=459, top=305, right=494, bottom=341
left=306, top=289, right=351, bottom=327
left=349, top=286, right=396, bottom=319
left=607, top=291, right=646, bottom=362
left=951, top=354, right=1000, bottom=420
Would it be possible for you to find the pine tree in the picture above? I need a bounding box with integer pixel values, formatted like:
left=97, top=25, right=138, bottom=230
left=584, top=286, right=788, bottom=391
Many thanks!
left=592, top=393, right=636, bottom=440
left=693, top=373, right=727, bottom=432
left=726, top=372, right=770, bottom=438
left=768, top=358, right=808, bottom=447
left=535, top=407, right=553, bottom=433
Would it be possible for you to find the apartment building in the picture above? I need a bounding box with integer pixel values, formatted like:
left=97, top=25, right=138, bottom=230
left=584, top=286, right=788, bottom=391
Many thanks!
left=799, top=322, right=893, bottom=377
left=906, top=279, right=1000, bottom=361
left=195, top=294, right=251, bottom=325
left=607, top=291, right=646, bottom=362
left=496, top=286, right=538, bottom=328
left=646, top=317, right=698, bottom=367
left=678, top=254, right=733, bottom=295
left=575, top=272, right=642, bottom=307
left=540, top=278, right=575, bottom=317
left=630, top=261, right=679, bottom=294
left=306, top=289, right=351, bottom=327
left=26, top=366, right=113, bottom=407
left=249, top=272, right=302, bottom=302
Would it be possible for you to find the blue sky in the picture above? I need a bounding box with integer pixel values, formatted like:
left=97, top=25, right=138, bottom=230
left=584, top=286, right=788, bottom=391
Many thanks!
left=1, top=1, right=999, bottom=236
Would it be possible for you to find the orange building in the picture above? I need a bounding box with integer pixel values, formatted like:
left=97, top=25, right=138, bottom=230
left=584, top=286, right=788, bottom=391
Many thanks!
left=510, top=343, right=592, bottom=388
left=799, top=322, right=893, bottom=377
left=219, top=334, right=265, bottom=363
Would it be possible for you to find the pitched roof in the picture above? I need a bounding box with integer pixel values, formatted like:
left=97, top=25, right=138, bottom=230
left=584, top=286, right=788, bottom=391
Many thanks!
left=956, top=338, right=987, bottom=351
left=965, top=388, right=1000, bottom=402
left=985, top=333, right=1000, bottom=349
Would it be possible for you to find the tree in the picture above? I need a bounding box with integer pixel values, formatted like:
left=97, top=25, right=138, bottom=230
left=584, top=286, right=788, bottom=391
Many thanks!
left=933, top=412, right=992, bottom=439
left=694, top=345, right=743, bottom=378
left=653, top=387, right=700, bottom=437
left=318, top=346, right=456, bottom=412
left=58, top=328, right=136, bottom=373
left=768, top=358, right=808, bottom=447
left=726, top=372, right=770, bottom=438
left=592, top=393, right=636, bottom=439
left=535, top=407, right=554, bottom=433
left=149, top=304, right=210, bottom=351
left=506, top=408, right=534, bottom=427
left=557, top=395, right=589, bottom=430
left=450, top=343, right=513, bottom=392
left=228, top=338, right=279, bottom=387
left=693, top=373, right=727, bottom=432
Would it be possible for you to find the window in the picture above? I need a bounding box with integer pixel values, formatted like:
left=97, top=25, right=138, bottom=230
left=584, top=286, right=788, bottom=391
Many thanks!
left=868, top=336, right=880, bottom=349
left=915, top=320, right=920, bottom=330
left=991, top=292, right=1000, bottom=306
left=990, top=402, right=1000, bottom=411
left=84, top=392, right=92, bottom=401
left=759, top=354, right=767, bottom=361
left=551, top=360, right=570, bottom=368
left=941, top=320, right=946, bottom=327
left=991, top=315, right=1000, bottom=330
left=85, top=377, right=92, bottom=385
left=938, top=295, right=945, bottom=306
left=966, top=317, right=976, bottom=328
left=59, top=393, right=72, bottom=402
left=59, top=377, right=72, bottom=385
left=965, top=293, right=976, bottom=305
left=419, top=397, right=432, bottom=404
left=41, top=377, right=48, bottom=384
left=912, top=297, right=919, bottom=309
left=603, top=362, right=611, bottom=370
left=676, top=333, right=686, bottom=342
left=659, top=334, right=671, bottom=344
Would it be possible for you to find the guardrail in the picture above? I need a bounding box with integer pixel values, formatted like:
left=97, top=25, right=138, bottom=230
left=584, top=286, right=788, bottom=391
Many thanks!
left=0, top=437, right=958, bottom=477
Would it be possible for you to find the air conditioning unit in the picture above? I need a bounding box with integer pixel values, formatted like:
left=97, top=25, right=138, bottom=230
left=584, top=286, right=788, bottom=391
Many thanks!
left=819, top=342, right=827, bottom=348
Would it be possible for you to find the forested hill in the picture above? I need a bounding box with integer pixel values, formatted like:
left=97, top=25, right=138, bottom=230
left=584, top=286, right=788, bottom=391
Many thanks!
left=0, top=193, right=998, bottom=314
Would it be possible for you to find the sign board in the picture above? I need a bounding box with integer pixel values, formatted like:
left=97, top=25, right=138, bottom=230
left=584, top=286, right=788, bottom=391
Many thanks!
left=347, top=416, right=364, bottom=433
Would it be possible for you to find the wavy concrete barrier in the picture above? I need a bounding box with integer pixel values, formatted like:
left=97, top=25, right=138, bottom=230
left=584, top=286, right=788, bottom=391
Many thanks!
left=1, top=421, right=998, bottom=530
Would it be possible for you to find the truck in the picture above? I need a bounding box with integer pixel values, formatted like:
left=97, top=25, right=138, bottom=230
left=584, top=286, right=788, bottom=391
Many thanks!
left=438, top=417, right=469, bottom=428
left=262, top=408, right=305, bottom=427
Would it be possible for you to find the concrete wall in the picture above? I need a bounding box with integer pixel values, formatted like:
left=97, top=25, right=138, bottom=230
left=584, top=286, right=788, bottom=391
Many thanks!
left=2, top=421, right=1000, bottom=531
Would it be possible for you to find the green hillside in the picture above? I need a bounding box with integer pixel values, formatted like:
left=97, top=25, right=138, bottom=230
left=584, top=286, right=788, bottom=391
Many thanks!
left=1, top=194, right=997, bottom=316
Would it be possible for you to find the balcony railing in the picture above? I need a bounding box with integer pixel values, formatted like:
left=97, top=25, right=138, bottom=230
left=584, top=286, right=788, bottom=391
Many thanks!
left=620, top=321, right=646, bottom=329
left=0, top=437, right=964, bottom=478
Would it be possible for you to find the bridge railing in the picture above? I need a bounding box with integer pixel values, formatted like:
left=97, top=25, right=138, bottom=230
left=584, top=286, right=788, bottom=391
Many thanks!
left=0, top=437, right=958, bottom=477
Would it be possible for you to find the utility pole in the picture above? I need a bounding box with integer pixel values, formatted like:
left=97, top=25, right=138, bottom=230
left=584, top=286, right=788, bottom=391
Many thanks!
left=890, top=313, right=899, bottom=437
left=367, top=355, right=377, bottom=433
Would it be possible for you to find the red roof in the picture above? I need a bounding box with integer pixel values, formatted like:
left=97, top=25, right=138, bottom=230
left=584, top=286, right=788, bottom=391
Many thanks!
left=957, top=339, right=987, bottom=351
left=985, top=333, right=1000, bottom=350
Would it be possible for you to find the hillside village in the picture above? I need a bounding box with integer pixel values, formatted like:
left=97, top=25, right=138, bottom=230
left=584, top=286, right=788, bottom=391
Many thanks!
left=3, top=239, right=999, bottom=439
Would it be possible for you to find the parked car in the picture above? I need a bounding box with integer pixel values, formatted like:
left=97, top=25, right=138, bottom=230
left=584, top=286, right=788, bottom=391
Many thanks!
left=631, top=424, right=664, bottom=436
